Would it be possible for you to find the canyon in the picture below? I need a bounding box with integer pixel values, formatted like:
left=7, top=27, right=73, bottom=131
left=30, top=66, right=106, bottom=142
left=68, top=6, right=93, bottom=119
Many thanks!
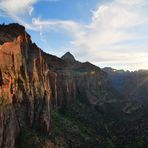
left=0, top=24, right=148, bottom=148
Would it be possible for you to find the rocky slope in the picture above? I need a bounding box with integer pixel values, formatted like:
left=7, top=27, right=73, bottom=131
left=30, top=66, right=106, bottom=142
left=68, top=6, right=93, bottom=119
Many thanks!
left=1, top=23, right=148, bottom=148
left=0, top=23, right=119, bottom=148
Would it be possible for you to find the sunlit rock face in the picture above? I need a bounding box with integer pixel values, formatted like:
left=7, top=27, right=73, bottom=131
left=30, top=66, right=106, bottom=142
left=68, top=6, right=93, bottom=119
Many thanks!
left=0, top=24, right=114, bottom=148
left=0, top=23, right=52, bottom=147
left=0, top=24, right=77, bottom=147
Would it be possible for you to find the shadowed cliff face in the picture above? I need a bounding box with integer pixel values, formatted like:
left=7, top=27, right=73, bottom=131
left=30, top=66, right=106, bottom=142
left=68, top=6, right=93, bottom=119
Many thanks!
left=62, top=53, right=118, bottom=105
left=0, top=24, right=113, bottom=147
left=61, top=52, right=76, bottom=63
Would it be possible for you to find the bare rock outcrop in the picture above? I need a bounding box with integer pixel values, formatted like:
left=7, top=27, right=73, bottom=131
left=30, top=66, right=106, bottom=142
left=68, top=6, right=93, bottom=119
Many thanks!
left=0, top=24, right=113, bottom=148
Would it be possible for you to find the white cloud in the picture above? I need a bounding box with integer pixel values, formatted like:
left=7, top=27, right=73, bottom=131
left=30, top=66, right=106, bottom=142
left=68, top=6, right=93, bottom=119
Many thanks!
left=0, top=0, right=37, bottom=15
left=0, top=0, right=148, bottom=70
left=0, top=0, right=59, bottom=16
left=69, top=0, right=148, bottom=70
left=29, top=7, right=34, bottom=16
left=32, top=17, right=84, bottom=42
left=32, top=18, right=80, bottom=31
left=116, top=0, right=147, bottom=6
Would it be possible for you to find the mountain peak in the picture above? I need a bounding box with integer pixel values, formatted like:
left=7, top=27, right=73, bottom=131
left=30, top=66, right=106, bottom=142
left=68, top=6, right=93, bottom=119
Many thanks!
left=61, top=52, right=76, bottom=62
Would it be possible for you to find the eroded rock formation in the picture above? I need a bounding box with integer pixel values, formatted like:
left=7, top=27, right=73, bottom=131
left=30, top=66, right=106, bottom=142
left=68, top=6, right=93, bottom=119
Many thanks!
left=0, top=23, right=115, bottom=148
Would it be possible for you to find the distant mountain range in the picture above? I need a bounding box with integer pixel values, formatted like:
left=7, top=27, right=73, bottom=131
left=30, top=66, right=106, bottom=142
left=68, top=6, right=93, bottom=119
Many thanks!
left=103, top=67, right=148, bottom=102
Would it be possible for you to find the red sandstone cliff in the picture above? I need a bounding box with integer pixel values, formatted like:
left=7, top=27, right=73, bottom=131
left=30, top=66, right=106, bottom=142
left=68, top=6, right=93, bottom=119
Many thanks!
left=0, top=24, right=114, bottom=148
left=0, top=24, right=77, bottom=147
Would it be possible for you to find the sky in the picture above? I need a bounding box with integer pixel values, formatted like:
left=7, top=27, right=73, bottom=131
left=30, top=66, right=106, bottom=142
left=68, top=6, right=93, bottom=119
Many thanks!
left=0, top=0, right=148, bottom=71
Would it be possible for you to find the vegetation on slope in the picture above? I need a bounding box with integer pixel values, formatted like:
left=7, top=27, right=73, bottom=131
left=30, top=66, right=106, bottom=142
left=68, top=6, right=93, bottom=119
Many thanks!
left=16, top=96, right=148, bottom=148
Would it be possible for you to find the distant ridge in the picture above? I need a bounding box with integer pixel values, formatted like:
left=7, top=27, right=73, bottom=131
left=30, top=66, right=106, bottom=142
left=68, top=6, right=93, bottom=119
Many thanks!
left=61, top=52, right=76, bottom=63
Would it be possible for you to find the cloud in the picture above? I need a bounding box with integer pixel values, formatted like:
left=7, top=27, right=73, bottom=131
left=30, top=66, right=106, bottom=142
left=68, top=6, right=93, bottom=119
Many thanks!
left=31, top=17, right=85, bottom=43
left=0, top=0, right=148, bottom=70
left=0, top=0, right=57, bottom=36
left=32, top=17, right=82, bottom=34
left=29, top=7, right=34, bottom=16
left=0, top=0, right=59, bottom=16
left=0, top=0, right=37, bottom=16
left=69, top=0, right=148, bottom=70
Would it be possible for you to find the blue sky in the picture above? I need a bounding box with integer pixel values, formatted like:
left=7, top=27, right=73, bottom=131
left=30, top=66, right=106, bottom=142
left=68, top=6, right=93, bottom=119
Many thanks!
left=0, top=0, right=148, bottom=70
